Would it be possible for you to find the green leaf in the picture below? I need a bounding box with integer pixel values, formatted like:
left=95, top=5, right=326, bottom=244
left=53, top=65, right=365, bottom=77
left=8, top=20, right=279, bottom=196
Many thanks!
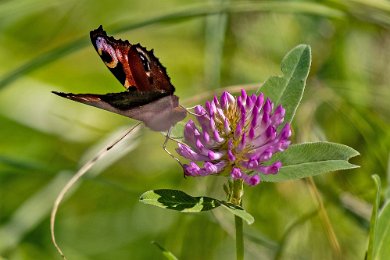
left=151, top=241, right=178, bottom=260
left=260, top=44, right=311, bottom=124
left=139, top=189, right=221, bottom=212
left=139, top=189, right=255, bottom=224
left=220, top=201, right=254, bottom=225
left=368, top=175, right=381, bottom=260
left=373, top=201, right=390, bottom=260
left=261, top=142, right=360, bottom=182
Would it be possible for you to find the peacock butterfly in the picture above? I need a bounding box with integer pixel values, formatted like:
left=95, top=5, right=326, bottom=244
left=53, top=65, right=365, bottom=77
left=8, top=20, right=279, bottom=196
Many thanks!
left=53, top=25, right=187, bottom=131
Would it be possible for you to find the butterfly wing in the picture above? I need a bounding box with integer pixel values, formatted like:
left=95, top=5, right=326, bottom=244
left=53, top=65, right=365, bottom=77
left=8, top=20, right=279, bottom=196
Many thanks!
left=90, top=26, right=175, bottom=94
left=53, top=26, right=186, bottom=131
left=52, top=91, right=186, bottom=131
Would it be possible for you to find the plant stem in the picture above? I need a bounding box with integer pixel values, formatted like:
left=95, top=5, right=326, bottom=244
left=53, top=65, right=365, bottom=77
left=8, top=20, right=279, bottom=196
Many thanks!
left=235, top=215, right=244, bottom=260
left=230, top=179, right=244, bottom=260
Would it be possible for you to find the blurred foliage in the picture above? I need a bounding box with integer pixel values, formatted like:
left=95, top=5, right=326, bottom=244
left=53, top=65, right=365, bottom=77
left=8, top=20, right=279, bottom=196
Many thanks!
left=0, top=0, right=389, bottom=259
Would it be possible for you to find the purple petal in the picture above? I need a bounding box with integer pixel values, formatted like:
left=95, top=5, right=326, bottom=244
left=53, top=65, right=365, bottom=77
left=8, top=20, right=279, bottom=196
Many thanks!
left=249, top=127, right=255, bottom=140
left=241, top=89, right=247, bottom=101
left=262, top=99, right=272, bottom=123
left=204, top=161, right=218, bottom=174
left=259, top=149, right=273, bottom=161
left=220, top=91, right=235, bottom=110
left=228, top=149, right=236, bottom=161
left=237, top=133, right=246, bottom=151
left=183, top=162, right=201, bottom=176
left=183, top=120, right=198, bottom=146
left=206, top=101, right=214, bottom=117
left=271, top=105, right=285, bottom=126
left=220, top=92, right=229, bottom=109
left=194, top=105, right=206, bottom=117
left=256, top=161, right=282, bottom=175
left=250, top=126, right=276, bottom=148
left=203, top=131, right=210, bottom=143
left=244, top=156, right=259, bottom=169
left=210, top=100, right=217, bottom=116
left=196, top=138, right=205, bottom=151
left=246, top=95, right=253, bottom=109
left=255, top=93, right=264, bottom=108
left=251, top=108, right=259, bottom=128
left=231, top=167, right=243, bottom=179
left=209, top=117, right=216, bottom=132
left=266, top=126, right=277, bottom=139
left=216, top=107, right=226, bottom=121
left=176, top=143, right=209, bottom=161
left=208, top=150, right=224, bottom=160
left=213, top=96, right=220, bottom=107
left=213, top=129, right=224, bottom=143
left=251, top=94, right=257, bottom=104
left=235, top=123, right=242, bottom=137
left=245, top=174, right=260, bottom=186
left=204, top=161, right=226, bottom=174
left=240, top=105, right=246, bottom=126
left=281, top=123, right=292, bottom=139
left=224, top=118, right=231, bottom=133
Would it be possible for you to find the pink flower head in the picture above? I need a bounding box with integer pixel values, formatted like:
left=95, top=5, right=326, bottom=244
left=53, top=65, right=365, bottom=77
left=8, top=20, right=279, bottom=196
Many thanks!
left=176, top=89, right=291, bottom=186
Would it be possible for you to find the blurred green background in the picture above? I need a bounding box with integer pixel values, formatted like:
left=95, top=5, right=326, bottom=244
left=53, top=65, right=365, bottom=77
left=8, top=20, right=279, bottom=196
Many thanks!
left=1, top=0, right=389, bottom=259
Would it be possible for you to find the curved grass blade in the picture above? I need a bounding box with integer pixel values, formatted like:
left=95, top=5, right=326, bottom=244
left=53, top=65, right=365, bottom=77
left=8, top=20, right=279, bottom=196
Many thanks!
left=261, top=142, right=360, bottom=182
left=50, top=124, right=141, bottom=259
left=373, top=201, right=390, bottom=260
left=367, top=175, right=381, bottom=260
left=0, top=125, right=141, bottom=255
left=0, top=2, right=342, bottom=90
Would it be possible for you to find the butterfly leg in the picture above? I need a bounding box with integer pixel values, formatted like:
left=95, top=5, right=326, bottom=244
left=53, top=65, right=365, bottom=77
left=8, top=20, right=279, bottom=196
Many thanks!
left=180, top=105, right=206, bottom=117
left=163, top=127, right=184, bottom=168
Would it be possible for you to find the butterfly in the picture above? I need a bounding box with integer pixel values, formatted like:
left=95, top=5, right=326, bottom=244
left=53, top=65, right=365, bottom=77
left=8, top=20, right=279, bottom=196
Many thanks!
left=53, top=25, right=187, bottom=131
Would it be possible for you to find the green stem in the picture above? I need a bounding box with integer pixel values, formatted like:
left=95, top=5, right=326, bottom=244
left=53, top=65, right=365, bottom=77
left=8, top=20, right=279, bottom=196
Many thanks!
left=235, top=215, right=244, bottom=260
left=229, top=179, right=244, bottom=260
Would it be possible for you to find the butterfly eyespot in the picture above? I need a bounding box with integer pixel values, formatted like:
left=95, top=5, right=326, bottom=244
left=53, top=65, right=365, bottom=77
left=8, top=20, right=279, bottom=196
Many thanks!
left=101, top=51, right=113, bottom=64
left=138, top=52, right=151, bottom=72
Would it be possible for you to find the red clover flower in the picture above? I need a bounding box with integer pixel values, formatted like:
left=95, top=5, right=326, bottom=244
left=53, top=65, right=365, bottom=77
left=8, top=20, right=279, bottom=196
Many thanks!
left=176, top=89, right=291, bottom=186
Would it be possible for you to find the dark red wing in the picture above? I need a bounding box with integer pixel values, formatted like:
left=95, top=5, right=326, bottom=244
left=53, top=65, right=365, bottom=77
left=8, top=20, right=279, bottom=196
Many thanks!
left=90, top=26, right=175, bottom=94
left=52, top=26, right=186, bottom=131
left=90, top=26, right=136, bottom=89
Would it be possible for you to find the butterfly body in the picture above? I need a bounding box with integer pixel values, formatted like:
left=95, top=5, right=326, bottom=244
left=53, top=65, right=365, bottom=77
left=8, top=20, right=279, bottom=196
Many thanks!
left=53, top=25, right=186, bottom=131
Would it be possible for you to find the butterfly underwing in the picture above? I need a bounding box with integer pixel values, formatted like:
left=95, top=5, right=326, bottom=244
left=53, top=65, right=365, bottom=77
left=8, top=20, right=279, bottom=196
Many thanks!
left=53, top=25, right=187, bottom=131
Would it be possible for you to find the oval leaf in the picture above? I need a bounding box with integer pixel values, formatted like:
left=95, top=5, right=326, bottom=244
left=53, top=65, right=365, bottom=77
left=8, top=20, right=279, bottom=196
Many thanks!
left=261, top=142, right=359, bottom=182
left=139, top=189, right=221, bottom=212
left=260, top=44, right=311, bottom=124
left=140, top=190, right=255, bottom=224
left=220, top=201, right=254, bottom=225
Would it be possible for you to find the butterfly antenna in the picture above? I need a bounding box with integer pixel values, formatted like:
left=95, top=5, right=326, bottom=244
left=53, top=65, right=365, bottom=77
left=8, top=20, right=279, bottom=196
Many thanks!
left=50, top=123, right=141, bottom=260
left=180, top=105, right=206, bottom=117
left=163, top=127, right=184, bottom=168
